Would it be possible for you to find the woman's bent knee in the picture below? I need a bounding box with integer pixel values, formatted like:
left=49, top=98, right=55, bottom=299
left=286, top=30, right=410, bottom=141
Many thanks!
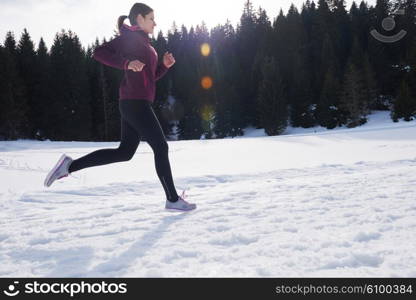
left=118, top=149, right=135, bottom=161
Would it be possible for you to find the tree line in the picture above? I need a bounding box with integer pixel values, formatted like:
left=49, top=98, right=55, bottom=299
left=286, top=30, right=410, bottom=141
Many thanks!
left=1, top=0, right=415, bottom=141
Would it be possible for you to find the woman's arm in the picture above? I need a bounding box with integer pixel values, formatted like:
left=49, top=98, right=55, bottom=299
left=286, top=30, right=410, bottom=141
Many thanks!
left=155, top=62, right=168, bottom=80
left=155, top=52, right=175, bottom=80
left=93, top=36, right=130, bottom=70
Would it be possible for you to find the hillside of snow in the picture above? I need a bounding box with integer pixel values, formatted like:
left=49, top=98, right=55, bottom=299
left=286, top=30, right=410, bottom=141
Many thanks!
left=1, top=111, right=415, bottom=277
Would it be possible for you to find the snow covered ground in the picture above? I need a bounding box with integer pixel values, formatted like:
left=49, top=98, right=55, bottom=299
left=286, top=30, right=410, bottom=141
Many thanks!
left=1, top=111, right=416, bottom=277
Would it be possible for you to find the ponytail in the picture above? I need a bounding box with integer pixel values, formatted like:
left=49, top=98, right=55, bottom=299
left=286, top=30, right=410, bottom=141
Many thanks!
left=117, top=3, right=153, bottom=34
left=117, top=15, right=128, bottom=34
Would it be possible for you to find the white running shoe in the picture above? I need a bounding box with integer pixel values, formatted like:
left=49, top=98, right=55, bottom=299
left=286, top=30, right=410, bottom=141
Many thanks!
left=44, top=154, right=73, bottom=187
left=165, top=190, right=196, bottom=211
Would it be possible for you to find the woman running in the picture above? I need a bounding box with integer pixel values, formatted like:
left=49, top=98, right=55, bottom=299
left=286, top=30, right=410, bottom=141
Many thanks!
left=44, top=3, right=196, bottom=211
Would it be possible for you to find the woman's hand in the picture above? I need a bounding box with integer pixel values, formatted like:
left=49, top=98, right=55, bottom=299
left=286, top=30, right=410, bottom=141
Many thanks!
left=128, top=60, right=146, bottom=72
left=163, top=52, right=175, bottom=68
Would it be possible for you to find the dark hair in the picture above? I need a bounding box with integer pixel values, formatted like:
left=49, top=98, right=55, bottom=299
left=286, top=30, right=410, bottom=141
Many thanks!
left=117, top=3, right=153, bottom=33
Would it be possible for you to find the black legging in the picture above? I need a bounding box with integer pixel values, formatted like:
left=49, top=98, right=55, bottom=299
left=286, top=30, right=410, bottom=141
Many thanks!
left=68, top=99, right=179, bottom=202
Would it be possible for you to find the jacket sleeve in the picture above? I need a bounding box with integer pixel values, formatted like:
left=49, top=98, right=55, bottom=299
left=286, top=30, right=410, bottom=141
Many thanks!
left=155, top=61, right=169, bottom=80
left=93, top=36, right=130, bottom=70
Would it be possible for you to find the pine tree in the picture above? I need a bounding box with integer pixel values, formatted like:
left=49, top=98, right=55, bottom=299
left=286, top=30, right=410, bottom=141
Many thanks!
left=339, top=60, right=369, bottom=127
left=171, top=25, right=203, bottom=140
left=194, top=22, right=215, bottom=139
left=362, top=53, right=379, bottom=110
left=85, top=41, right=102, bottom=140
left=271, top=9, right=288, bottom=85
left=311, top=4, right=339, bottom=110
left=33, top=37, right=52, bottom=140
left=99, top=64, right=111, bottom=140
left=235, top=0, right=259, bottom=127
left=348, top=36, right=378, bottom=112
left=316, top=65, right=342, bottom=129
left=350, top=36, right=365, bottom=69
left=332, top=0, right=352, bottom=75
left=285, top=4, right=315, bottom=128
left=49, top=30, right=92, bottom=141
left=301, top=0, right=321, bottom=115
left=256, top=56, right=288, bottom=136
left=211, top=24, right=230, bottom=139
left=392, top=75, right=416, bottom=121
left=89, top=37, right=122, bottom=142
left=350, top=1, right=371, bottom=52
left=393, top=0, right=416, bottom=59
left=212, top=22, right=244, bottom=138
left=251, top=7, right=273, bottom=129
left=153, top=30, right=172, bottom=139
left=368, top=0, right=395, bottom=95
left=315, top=33, right=342, bottom=129
left=0, top=32, right=29, bottom=139
left=10, top=1, right=416, bottom=140
left=17, top=28, right=37, bottom=138
left=291, top=47, right=315, bottom=128
left=407, top=36, right=416, bottom=112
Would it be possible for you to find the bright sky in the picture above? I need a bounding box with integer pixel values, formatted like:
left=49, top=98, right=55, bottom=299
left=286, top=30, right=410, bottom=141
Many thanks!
left=1, top=0, right=376, bottom=49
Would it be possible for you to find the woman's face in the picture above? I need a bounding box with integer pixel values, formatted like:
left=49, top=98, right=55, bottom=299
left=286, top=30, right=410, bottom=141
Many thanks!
left=137, top=11, right=156, bottom=34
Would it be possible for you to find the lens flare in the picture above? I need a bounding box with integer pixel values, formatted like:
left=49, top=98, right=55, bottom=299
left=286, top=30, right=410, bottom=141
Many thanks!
left=201, top=105, right=214, bottom=121
left=201, top=76, right=213, bottom=90
left=201, top=43, right=211, bottom=56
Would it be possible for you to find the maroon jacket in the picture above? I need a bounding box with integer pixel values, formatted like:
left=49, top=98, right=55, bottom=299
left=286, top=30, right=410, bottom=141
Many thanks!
left=93, top=23, right=169, bottom=102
